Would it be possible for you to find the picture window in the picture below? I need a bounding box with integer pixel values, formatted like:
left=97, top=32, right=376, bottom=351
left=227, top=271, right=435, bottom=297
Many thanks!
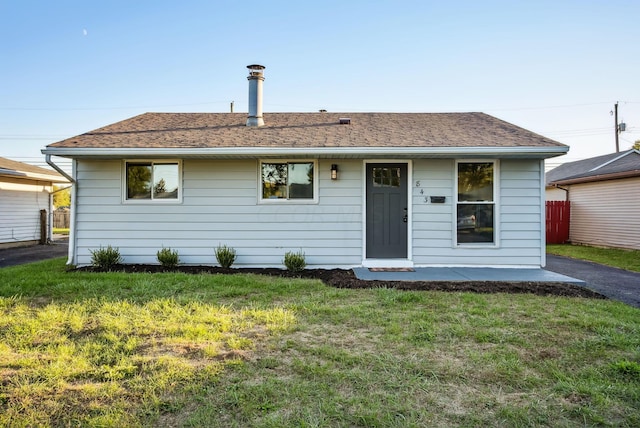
left=125, top=161, right=180, bottom=201
left=261, top=161, right=316, bottom=201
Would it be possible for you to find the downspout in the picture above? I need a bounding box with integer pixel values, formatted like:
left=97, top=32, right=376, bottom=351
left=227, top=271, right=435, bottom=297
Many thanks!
left=553, top=184, right=570, bottom=201
left=46, top=154, right=76, bottom=265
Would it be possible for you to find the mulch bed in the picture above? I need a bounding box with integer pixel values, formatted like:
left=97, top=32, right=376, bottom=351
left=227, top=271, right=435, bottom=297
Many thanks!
left=76, top=265, right=606, bottom=299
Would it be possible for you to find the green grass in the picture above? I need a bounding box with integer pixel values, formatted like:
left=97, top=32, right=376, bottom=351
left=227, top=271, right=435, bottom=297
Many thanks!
left=1, top=259, right=639, bottom=427
left=547, top=244, right=640, bottom=272
left=53, top=228, right=69, bottom=235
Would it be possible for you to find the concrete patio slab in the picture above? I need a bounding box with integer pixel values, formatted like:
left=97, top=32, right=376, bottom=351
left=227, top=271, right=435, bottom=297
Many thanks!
left=353, top=267, right=585, bottom=285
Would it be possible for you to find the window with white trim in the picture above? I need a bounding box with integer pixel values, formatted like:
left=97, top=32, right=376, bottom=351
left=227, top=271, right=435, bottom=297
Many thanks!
left=456, top=161, right=496, bottom=244
left=125, top=161, right=181, bottom=201
left=260, top=160, right=316, bottom=202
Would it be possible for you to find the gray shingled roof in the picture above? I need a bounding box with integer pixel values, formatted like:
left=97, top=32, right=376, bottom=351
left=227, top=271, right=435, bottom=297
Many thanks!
left=45, top=112, right=566, bottom=158
left=546, top=149, right=640, bottom=185
left=0, top=157, right=66, bottom=181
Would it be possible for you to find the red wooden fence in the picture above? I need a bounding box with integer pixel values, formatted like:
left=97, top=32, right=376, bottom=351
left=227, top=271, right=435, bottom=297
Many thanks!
left=546, top=201, right=570, bottom=244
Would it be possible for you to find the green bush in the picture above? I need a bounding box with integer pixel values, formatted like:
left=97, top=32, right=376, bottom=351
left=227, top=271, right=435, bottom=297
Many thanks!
left=215, top=244, right=237, bottom=269
left=90, top=246, right=123, bottom=269
left=156, top=247, right=180, bottom=268
left=284, top=250, right=306, bottom=272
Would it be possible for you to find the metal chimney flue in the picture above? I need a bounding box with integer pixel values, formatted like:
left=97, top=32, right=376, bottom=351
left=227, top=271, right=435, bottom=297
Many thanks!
left=246, top=64, right=265, bottom=127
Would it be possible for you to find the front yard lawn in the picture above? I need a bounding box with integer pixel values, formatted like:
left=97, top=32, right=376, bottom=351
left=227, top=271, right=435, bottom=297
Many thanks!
left=1, top=259, right=639, bottom=427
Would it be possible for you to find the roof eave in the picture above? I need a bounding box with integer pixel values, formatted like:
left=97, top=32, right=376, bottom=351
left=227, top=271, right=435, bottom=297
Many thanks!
left=549, top=170, right=640, bottom=186
left=42, top=146, right=569, bottom=160
left=0, top=167, right=67, bottom=182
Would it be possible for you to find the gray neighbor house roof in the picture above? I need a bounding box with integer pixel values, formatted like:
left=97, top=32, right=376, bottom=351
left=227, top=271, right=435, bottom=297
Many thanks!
left=0, top=156, right=66, bottom=182
left=546, top=149, right=640, bottom=186
left=43, top=112, right=568, bottom=159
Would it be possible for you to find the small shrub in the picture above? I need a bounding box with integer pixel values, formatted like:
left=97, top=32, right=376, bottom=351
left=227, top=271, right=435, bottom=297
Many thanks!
left=215, top=244, right=237, bottom=268
left=156, top=247, right=179, bottom=268
left=90, top=245, right=122, bottom=269
left=284, top=250, right=306, bottom=272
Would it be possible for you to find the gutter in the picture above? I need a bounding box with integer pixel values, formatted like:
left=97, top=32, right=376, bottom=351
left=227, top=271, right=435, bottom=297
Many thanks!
left=45, top=154, right=76, bottom=265
left=42, top=145, right=570, bottom=159
left=550, top=169, right=640, bottom=186
left=0, top=168, right=27, bottom=177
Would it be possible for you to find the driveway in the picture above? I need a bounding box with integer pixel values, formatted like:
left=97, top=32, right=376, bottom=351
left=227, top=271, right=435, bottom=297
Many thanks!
left=545, top=254, right=640, bottom=309
left=0, top=239, right=69, bottom=268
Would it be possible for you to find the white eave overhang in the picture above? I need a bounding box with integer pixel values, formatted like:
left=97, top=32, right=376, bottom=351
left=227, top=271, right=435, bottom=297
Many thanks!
left=0, top=167, right=67, bottom=182
left=42, top=146, right=569, bottom=160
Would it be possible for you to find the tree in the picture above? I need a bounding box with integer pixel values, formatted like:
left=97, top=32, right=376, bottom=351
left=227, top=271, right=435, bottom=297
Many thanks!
left=53, top=185, right=71, bottom=208
left=633, top=140, right=640, bottom=150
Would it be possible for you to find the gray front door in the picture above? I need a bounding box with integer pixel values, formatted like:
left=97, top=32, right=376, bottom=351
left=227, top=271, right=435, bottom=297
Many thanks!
left=366, top=163, right=408, bottom=258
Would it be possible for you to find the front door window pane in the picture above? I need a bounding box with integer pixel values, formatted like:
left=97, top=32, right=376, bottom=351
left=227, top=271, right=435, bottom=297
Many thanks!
left=372, top=167, right=401, bottom=187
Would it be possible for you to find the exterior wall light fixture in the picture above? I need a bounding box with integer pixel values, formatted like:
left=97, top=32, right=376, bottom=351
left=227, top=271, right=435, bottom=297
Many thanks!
left=331, top=164, right=338, bottom=180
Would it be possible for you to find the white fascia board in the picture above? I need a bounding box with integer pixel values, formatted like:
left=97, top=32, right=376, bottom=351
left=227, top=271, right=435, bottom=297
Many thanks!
left=42, top=145, right=569, bottom=159
left=0, top=167, right=66, bottom=182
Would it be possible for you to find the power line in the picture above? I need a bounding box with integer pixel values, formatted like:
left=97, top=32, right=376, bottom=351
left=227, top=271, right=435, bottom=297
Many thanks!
left=0, top=100, right=233, bottom=111
left=1, top=99, right=638, bottom=113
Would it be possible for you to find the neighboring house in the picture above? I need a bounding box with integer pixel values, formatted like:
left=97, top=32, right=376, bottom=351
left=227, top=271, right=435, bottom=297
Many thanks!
left=0, top=157, right=68, bottom=247
left=43, top=65, right=568, bottom=268
left=546, top=149, right=640, bottom=250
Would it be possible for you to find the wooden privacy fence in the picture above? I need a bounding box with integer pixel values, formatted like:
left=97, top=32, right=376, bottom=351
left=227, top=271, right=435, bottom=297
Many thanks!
left=546, top=201, right=570, bottom=244
left=53, top=209, right=70, bottom=229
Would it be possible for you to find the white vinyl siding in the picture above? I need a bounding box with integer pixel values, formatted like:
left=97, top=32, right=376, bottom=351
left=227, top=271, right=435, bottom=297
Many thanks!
left=568, top=177, right=640, bottom=250
left=0, top=177, right=51, bottom=244
left=545, top=186, right=567, bottom=201
left=73, top=159, right=362, bottom=267
left=412, top=159, right=542, bottom=267
left=73, top=157, right=547, bottom=267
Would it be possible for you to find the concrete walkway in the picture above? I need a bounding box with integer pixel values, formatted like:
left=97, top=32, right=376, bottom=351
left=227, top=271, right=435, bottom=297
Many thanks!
left=353, top=266, right=584, bottom=284
left=354, top=258, right=640, bottom=309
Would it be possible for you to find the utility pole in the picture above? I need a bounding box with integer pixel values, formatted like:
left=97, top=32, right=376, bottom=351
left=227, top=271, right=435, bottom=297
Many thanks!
left=614, top=102, right=619, bottom=153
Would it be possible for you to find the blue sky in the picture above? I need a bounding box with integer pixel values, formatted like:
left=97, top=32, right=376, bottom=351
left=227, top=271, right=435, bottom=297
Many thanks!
left=2, top=0, right=639, bottom=171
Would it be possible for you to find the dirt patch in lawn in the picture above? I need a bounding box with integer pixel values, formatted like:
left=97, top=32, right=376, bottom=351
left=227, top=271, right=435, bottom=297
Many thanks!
left=76, top=265, right=605, bottom=300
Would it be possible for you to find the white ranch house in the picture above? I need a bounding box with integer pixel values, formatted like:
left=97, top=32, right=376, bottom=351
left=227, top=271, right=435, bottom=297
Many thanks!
left=43, top=66, right=568, bottom=268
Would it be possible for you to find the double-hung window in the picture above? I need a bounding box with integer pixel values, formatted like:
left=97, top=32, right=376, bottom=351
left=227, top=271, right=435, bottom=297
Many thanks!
left=125, top=161, right=181, bottom=202
left=260, top=160, right=317, bottom=202
left=456, top=161, right=496, bottom=245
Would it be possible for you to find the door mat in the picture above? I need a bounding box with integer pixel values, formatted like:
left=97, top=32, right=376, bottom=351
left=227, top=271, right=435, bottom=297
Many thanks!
left=368, top=267, right=415, bottom=272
